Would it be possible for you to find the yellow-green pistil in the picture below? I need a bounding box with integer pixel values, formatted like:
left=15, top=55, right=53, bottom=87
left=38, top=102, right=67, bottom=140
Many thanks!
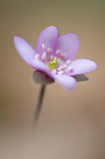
left=48, top=57, right=59, bottom=70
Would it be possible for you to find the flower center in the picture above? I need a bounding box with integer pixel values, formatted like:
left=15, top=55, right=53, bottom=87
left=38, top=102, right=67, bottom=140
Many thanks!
left=48, top=57, right=59, bottom=70
left=35, top=44, right=73, bottom=75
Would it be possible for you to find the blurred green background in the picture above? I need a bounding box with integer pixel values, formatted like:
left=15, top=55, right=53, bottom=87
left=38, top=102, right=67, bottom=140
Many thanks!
left=0, top=0, right=105, bottom=159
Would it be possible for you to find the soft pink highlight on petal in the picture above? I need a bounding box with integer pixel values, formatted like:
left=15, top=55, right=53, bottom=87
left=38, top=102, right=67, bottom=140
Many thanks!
left=37, top=26, right=58, bottom=55
left=56, top=33, right=79, bottom=60
left=68, top=59, right=97, bottom=75
left=14, top=36, right=36, bottom=65
left=52, top=74, right=76, bottom=90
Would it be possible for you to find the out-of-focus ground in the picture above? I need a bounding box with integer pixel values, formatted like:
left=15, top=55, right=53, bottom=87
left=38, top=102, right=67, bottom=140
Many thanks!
left=0, top=0, right=105, bottom=159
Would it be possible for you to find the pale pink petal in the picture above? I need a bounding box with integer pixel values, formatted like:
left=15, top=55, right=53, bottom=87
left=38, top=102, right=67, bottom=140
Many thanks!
left=31, top=59, right=51, bottom=73
left=14, top=36, right=35, bottom=65
left=52, top=74, right=76, bottom=90
left=14, top=36, right=51, bottom=73
left=36, top=26, right=58, bottom=55
left=56, top=33, right=79, bottom=60
left=68, top=59, right=97, bottom=75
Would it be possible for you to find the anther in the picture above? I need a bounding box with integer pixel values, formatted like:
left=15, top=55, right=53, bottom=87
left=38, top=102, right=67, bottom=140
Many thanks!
left=58, top=60, right=63, bottom=66
left=57, top=58, right=60, bottom=63
left=66, top=60, right=71, bottom=65
left=55, top=50, right=61, bottom=56
left=60, top=53, right=67, bottom=59
left=57, top=66, right=63, bottom=71
left=42, top=44, right=45, bottom=50
left=62, top=64, right=67, bottom=69
left=54, top=57, right=57, bottom=60
left=50, top=55, right=53, bottom=59
left=53, top=57, right=57, bottom=63
left=41, top=52, right=47, bottom=61
left=47, top=48, right=52, bottom=54
left=35, top=54, right=40, bottom=60
left=57, top=70, right=64, bottom=75
left=67, top=67, right=73, bottom=72
left=51, top=69, right=57, bottom=75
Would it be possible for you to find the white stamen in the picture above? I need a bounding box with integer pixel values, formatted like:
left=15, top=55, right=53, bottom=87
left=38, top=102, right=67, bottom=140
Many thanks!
left=53, top=57, right=57, bottom=63
left=57, top=66, right=63, bottom=71
left=55, top=50, right=61, bottom=56
left=57, top=58, right=60, bottom=63
left=41, top=52, right=47, bottom=61
left=62, top=64, right=67, bottom=69
left=47, top=48, right=52, bottom=54
left=35, top=54, right=40, bottom=60
left=66, top=60, right=71, bottom=65
left=58, top=60, right=64, bottom=66
left=50, top=55, right=53, bottom=59
left=42, top=44, right=45, bottom=50
left=67, top=67, right=73, bottom=72
left=60, top=53, right=67, bottom=59
left=54, top=57, right=57, bottom=60
left=57, top=70, right=63, bottom=75
left=51, top=69, right=57, bottom=74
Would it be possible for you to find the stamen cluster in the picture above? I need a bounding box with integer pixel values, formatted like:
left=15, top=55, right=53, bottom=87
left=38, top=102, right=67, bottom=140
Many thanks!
left=35, top=44, right=73, bottom=75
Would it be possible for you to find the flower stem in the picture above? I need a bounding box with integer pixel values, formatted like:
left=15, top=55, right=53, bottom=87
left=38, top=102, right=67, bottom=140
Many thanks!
left=32, top=84, right=46, bottom=132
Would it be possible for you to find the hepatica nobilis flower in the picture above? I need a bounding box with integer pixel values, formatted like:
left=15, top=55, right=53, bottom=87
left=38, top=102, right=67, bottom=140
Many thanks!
left=14, top=26, right=97, bottom=90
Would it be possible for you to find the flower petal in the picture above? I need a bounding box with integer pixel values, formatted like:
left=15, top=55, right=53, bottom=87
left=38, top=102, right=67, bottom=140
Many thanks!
left=56, top=33, right=79, bottom=60
left=68, top=59, right=97, bottom=75
left=14, top=36, right=51, bottom=73
left=31, top=59, right=51, bottom=73
left=36, top=26, right=58, bottom=55
left=14, top=36, right=35, bottom=65
left=52, top=74, right=76, bottom=90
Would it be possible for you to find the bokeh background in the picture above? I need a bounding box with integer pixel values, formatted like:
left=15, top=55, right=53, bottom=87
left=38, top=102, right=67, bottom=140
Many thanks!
left=0, top=0, right=105, bottom=159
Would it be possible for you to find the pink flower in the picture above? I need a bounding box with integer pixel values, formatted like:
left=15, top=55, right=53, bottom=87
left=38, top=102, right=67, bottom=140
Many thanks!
left=14, top=26, right=97, bottom=90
